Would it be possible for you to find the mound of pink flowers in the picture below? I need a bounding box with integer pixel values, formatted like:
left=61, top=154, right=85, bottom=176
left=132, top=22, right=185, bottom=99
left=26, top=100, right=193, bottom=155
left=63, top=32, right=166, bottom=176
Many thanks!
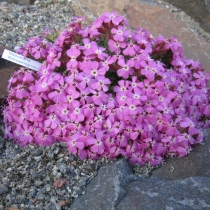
left=3, top=12, right=210, bottom=166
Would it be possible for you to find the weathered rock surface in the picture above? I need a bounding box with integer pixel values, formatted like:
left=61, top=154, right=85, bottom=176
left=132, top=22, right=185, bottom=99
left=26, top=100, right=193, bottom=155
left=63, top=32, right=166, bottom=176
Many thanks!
left=164, top=0, right=210, bottom=33
left=116, top=176, right=210, bottom=210
left=152, top=129, right=210, bottom=180
left=70, top=159, right=138, bottom=210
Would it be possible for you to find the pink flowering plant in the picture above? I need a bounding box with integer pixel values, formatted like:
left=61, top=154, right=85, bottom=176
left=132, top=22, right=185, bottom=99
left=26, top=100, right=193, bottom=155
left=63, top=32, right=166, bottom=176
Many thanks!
left=3, top=12, right=210, bottom=166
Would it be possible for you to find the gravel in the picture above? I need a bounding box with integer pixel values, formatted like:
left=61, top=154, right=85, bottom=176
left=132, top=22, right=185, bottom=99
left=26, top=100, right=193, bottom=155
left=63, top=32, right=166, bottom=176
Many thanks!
left=0, top=0, right=208, bottom=209
left=0, top=0, right=75, bottom=49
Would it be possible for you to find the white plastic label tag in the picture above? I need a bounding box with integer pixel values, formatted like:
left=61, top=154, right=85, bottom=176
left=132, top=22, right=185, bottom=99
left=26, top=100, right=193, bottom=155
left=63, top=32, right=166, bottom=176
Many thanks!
left=2, top=49, right=41, bottom=71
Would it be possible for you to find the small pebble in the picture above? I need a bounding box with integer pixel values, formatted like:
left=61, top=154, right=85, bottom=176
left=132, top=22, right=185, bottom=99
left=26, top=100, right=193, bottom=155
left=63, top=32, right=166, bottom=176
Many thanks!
left=0, top=184, right=8, bottom=195
left=31, top=148, right=43, bottom=156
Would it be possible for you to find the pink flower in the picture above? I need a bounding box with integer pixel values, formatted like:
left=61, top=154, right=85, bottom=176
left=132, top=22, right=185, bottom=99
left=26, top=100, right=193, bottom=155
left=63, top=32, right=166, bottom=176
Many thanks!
left=129, top=150, right=145, bottom=166
left=67, top=135, right=85, bottom=155
left=92, top=76, right=111, bottom=92
left=88, top=18, right=103, bottom=38
left=111, top=26, right=129, bottom=42
left=19, top=121, right=34, bottom=145
left=125, top=98, right=142, bottom=115
left=14, top=85, right=29, bottom=99
left=87, top=131, right=105, bottom=155
left=76, top=73, right=91, bottom=90
left=108, top=39, right=126, bottom=53
left=123, top=41, right=139, bottom=56
left=114, top=80, right=130, bottom=93
left=67, top=47, right=81, bottom=69
left=193, top=71, right=210, bottom=87
left=117, top=58, right=134, bottom=79
left=36, top=130, right=55, bottom=146
left=47, top=47, right=61, bottom=63
left=140, top=60, right=156, bottom=81
left=44, top=114, right=61, bottom=129
left=69, top=101, right=84, bottom=122
left=103, top=12, right=123, bottom=25
left=88, top=42, right=108, bottom=60
left=82, top=61, right=107, bottom=77
left=55, top=103, right=70, bottom=121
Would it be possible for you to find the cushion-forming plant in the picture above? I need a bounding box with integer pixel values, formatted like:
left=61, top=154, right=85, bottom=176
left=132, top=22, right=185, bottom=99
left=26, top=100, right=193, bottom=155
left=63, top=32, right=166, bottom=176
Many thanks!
left=3, top=12, right=210, bottom=166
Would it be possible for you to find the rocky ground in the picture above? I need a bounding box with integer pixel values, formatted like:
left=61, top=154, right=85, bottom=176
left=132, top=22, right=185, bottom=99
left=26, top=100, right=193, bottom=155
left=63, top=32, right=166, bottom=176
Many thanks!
left=0, top=0, right=210, bottom=209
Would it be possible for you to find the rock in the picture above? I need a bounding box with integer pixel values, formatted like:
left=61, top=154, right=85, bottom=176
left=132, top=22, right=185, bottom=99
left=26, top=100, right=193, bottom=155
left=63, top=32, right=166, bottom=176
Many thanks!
left=44, top=202, right=57, bottom=210
left=54, top=178, right=68, bottom=188
left=0, top=2, right=7, bottom=6
left=29, top=189, right=37, bottom=198
left=116, top=176, right=210, bottom=210
left=46, top=0, right=53, bottom=4
left=0, top=138, right=5, bottom=149
left=31, top=170, right=40, bottom=179
left=31, top=148, right=43, bottom=156
left=70, top=158, right=138, bottom=210
left=7, top=208, right=19, bottom=210
left=0, top=184, right=8, bottom=195
left=56, top=189, right=64, bottom=196
left=83, top=163, right=95, bottom=172
left=152, top=129, right=210, bottom=180
left=35, top=181, right=44, bottom=187
left=71, top=158, right=210, bottom=210
left=164, top=0, right=210, bottom=32
left=59, top=164, right=67, bottom=173
left=78, top=180, right=86, bottom=187
left=37, top=193, right=45, bottom=200
left=16, top=194, right=26, bottom=204
left=60, top=142, right=67, bottom=148
left=59, top=200, right=70, bottom=207
left=205, top=0, right=210, bottom=12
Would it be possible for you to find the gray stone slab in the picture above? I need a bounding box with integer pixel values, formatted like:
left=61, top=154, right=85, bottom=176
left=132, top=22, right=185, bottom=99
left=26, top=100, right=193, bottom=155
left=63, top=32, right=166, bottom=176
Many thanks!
left=116, top=176, right=210, bottom=210
left=152, top=129, right=210, bottom=180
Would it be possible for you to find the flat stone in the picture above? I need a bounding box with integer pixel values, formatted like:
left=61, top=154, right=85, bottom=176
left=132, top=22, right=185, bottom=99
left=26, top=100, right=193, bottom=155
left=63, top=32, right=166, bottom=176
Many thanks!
left=116, top=176, right=210, bottom=210
left=72, top=0, right=210, bottom=73
left=152, top=129, right=210, bottom=180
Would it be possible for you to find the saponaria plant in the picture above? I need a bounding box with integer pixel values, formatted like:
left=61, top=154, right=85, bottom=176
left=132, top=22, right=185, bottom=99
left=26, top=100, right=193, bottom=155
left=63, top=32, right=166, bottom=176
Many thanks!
left=3, top=12, right=210, bottom=166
